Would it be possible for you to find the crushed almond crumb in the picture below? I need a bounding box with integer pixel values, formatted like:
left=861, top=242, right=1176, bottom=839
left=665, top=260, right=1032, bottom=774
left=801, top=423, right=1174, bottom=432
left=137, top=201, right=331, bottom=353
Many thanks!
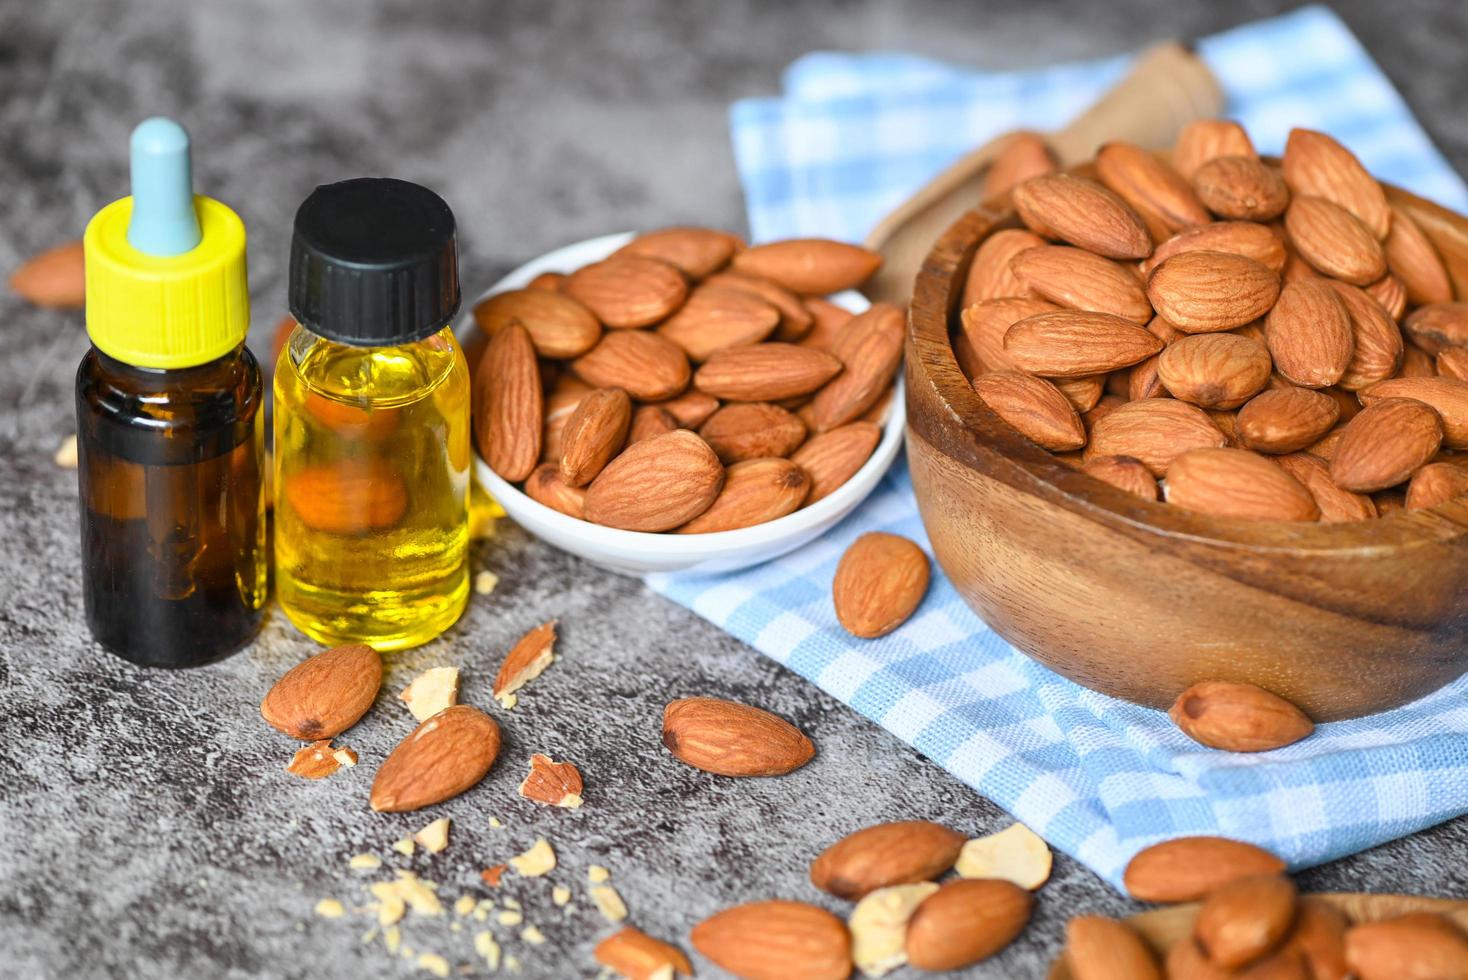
left=551, top=886, right=571, bottom=907
left=589, top=884, right=628, bottom=923
left=587, top=865, right=610, bottom=884
left=349, top=854, right=382, bottom=871
left=474, top=570, right=499, bottom=595
left=517, top=754, right=584, bottom=808
left=399, top=667, right=460, bottom=721
left=314, top=898, right=345, bottom=919
left=505, top=954, right=521, bottom=973
left=480, top=865, right=507, bottom=888
left=384, top=926, right=402, bottom=954
left=415, top=952, right=450, bottom=977
left=497, top=909, right=524, bottom=927
left=474, top=930, right=501, bottom=970
left=521, top=925, right=546, bottom=945
left=392, top=838, right=416, bottom=857
left=414, top=817, right=451, bottom=854
left=509, top=838, right=556, bottom=877
left=54, top=435, right=78, bottom=469
left=453, top=895, right=476, bottom=918
left=287, top=740, right=354, bottom=779
left=492, top=621, right=557, bottom=709
left=488, top=817, right=504, bottom=829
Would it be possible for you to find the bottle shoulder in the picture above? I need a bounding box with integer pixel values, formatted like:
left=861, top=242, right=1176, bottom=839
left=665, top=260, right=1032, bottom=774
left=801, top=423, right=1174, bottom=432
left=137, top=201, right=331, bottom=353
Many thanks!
left=279, top=324, right=467, bottom=408
left=78, top=345, right=263, bottom=431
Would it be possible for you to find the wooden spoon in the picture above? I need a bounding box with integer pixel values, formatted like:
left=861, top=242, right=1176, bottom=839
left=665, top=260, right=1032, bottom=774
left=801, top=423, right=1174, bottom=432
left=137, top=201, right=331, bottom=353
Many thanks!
left=862, top=43, right=1223, bottom=307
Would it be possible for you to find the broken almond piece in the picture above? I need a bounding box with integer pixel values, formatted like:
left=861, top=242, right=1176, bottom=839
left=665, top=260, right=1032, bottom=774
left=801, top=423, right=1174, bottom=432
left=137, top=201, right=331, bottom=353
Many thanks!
left=552, top=886, right=571, bottom=907
left=509, top=838, right=557, bottom=877
left=492, top=621, right=557, bottom=708
left=954, top=823, right=1053, bottom=890
left=590, top=883, right=629, bottom=922
left=54, top=434, right=78, bottom=469
left=453, top=895, right=476, bottom=918
left=474, top=570, right=499, bottom=595
left=349, top=854, right=382, bottom=871
left=286, top=739, right=355, bottom=779
left=480, top=865, right=508, bottom=888
left=849, top=882, right=940, bottom=978
left=474, top=930, right=502, bottom=970
left=315, top=898, right=346, bottom=919
left=398, top=667, right=460, bottom=722
left=518, top=754, right=585, bottom=808
left=595, top=925, right=695, bottom=979
left=415, top=952, right=450, bottom=978
left=588, top=865, right=611, bottom=884
left=391, top=837, right=415, bottom=857
left=521, top=926, right=547, bottom=945
left=414, top=817, right=451, bottom=854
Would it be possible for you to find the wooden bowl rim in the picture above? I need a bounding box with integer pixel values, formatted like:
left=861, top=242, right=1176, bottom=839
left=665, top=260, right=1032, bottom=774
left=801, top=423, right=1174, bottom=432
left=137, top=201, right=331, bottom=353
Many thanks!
left=908, top=179, right=1468, bottom=555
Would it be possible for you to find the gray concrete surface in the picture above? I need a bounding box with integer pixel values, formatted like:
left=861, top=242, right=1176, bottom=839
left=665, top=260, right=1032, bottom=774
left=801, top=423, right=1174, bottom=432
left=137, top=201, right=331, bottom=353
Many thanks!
left=1, top=1, right=1465, bottom=977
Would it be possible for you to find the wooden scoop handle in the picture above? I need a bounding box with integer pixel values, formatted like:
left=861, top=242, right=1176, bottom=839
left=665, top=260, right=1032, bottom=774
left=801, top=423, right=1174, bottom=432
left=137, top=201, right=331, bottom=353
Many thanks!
left=862, top=42, right=1224, bottom=306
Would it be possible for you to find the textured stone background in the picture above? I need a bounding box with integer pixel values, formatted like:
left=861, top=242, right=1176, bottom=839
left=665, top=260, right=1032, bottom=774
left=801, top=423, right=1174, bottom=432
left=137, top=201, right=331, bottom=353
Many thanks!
left=1, top=1, right=1465, bottom=977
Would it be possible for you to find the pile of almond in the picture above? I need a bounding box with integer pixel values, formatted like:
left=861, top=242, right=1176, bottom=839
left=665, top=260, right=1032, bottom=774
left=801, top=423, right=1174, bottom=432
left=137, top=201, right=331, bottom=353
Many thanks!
left=958, top=121, right=1468, bottom=520
left=472, top=229, right=900, bottom=533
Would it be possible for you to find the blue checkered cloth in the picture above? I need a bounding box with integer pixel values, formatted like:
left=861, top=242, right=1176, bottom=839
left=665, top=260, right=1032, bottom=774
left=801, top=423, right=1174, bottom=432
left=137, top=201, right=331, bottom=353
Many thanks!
left=643, top=5, right=1468, bottom=889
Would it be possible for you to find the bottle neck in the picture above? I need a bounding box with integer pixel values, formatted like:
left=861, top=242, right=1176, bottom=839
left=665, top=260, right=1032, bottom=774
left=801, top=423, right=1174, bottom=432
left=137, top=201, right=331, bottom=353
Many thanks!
left=94, top=343, right=254, bottom=389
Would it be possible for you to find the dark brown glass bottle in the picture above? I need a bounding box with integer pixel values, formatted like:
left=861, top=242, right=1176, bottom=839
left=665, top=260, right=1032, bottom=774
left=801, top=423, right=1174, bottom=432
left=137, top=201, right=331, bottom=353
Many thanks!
left=76, top=347, right=267, bottom=666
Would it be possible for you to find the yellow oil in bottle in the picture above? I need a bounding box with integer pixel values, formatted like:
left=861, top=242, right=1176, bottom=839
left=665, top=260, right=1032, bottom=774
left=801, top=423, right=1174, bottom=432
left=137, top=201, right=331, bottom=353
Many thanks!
left=273, top=324, right=470, bottom=650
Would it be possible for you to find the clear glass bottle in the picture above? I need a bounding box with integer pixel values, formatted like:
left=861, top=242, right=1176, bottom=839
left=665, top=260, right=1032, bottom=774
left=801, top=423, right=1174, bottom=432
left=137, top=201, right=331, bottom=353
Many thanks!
left=272, top=178, right=469, bottom=650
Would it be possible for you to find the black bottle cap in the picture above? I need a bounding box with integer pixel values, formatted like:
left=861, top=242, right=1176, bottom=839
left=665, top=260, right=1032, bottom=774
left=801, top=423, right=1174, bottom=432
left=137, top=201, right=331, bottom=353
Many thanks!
left=288, top=177, right=461, bottom=346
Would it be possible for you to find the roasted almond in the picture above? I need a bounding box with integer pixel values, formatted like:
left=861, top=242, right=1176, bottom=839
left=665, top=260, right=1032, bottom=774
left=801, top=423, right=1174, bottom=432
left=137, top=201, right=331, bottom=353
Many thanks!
left=1359, top=376, right=1468, bottom=448
left=1329, top=397, right=1443, bottom=492
left=1004, top=310, right=1163, bottom=377
left=628, top=404, right=678, bottom=444
left=983, top=132, right=1058, bottom=199
left=1165, top=448, right=1320, bottom=521
left=705, top=269, right=814, bottom=342
left=832, top=532, right=930, bottom=638
left=594, top=926, right=693, bottom=979
left=1172, top=119, right=1256, bottom=180
left=1010, top=245, right=1152, bottom=323
left=695, top=343, right=842, bottom=402
left=1063, top=915, right=1163, bottom=980
left=475, top=321, right=543, bottom=482
left=1123, top=836, right=1286, bottom=903
left=1327, top=281, right=1403, bottom=391
left=1406, top=460, right=1468, bottom=510
left=656, top=283, right=780, bottom=361
left=1096, top=141, right=1210, bottom=242
left=973, top=370, right=1086, bottom=451
left=558, top=387, right=631, bottom=486
left=1012, top=173, right=1152, bottom=260
left=583, top=429, right=723, bottom=531
left=1344, top=912, right=1468, bottom=980
left=1404, top=302, right=1468, bottom=355
left=810, top=821, right=965, bottom=900
left=1236, top=387, right=1340, bottom=454
left=571, top=329, right=691, bottom=402
left=959, top=296, right=1059, bottom=373
left=806, top=302, right=905, bottom=430
left=523, top=462, right=587, bottom=519
left=1082, top=455, right=1158, bottom=500
left=730, top=238, right=882, bottom=294
left=662, top=696, right=814, bottom=777
left=1143, top=221, right=1286, bottom=276
left=284, top=460, right=408, bottom=536
left=1282, top=128, right=1391, bottom=239
left=563, top=255, right=688, bottom=328
left=1276, top=453, right=1376, bottom=522
left=1192, top=155, right=1289, bottom=222
left=1146, top=250, right=1280, bottom=333
left=906, top=879, right=1033, bottom=971
left=472, top=288, right=601, bottom=359
left=1085, top=399, right=1227, bottom=475
left=1157, top=334, right=1272, bottom=410
left=492, top=620, right=557, bottom=706
left=1170, top=680, right=1315, bottom=751
left=962, top=228, right=1047, bottom=305
left=791, top=421, right=882, bottom=504
left=677, top=457, right=810, bottom=533
left=9, top=240, right=85, bottom=308
left=691, top=901, right=851, bottom=980
left=1264, top=278, right=1355, bottom=388
left=1385, top=206, right=1454, bottom=305
left=613, top=226, right=739, bottom=279
left=370, top=705, right=502, bottom=813
left=698, top=402, right=806, bottom=463
left=261, top=644, right=383, bottom=740
left=1285, top=196, right=1387, bottom=285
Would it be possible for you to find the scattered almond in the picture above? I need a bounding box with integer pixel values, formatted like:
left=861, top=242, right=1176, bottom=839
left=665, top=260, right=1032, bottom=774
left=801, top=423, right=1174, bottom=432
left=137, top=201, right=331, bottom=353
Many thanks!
left=1124, top=836, right=1286, bottom=903
left=832, top=532, right=930, bottom=638
left=691, top=900, right=852, bottom=980
left=518, top=753, right=584, bottom=808
left=10, top=240, right=85, bottom=307
left=370, top=705, right=502, bottom=813
left=595, top=926, right=693, bottom=979
left=492, top=620, right=558, bottom=709
left=261, top=644, right=383, bottom=741
left=810, top=820, right=964, bottom=900
left=1169, top=680, right=1315, bottom=751
left=662, top=696, right=814, bottom=777
left=905, top=879, right=1034, bottom=972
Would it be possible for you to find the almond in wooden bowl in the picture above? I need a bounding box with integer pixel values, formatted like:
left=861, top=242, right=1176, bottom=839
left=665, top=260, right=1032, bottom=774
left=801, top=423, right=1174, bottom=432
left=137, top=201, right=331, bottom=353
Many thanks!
left=908, top=127, right=1468, bottom=721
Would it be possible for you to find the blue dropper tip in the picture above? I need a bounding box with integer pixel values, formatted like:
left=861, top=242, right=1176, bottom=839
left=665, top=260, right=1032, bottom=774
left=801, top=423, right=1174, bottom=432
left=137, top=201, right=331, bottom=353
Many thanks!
left=126, top=117, right=203, bottom=256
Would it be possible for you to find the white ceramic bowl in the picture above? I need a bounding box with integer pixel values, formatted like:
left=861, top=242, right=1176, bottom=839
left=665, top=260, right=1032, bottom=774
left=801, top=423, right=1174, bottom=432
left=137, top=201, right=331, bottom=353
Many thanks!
left=464, top=232, right=905, bottom=576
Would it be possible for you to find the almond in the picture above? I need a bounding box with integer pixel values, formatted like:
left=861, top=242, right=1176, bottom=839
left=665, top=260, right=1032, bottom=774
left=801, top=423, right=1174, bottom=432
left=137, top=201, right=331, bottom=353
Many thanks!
left=1165, top=448, right=1320, bottom=521
left=730, top=238, right=882, bottom=295
left=523, top=463, right=587, bottom=519
left=1063, top=916, right=1164, bottom=980
left=1010, top=245, right=1152, bottom=323
left=983, top=132, right=1058, bottom=199
left=1056, top=374, right=1106, bottom=412
left=492, top=620, right=557, bottom=707
left=283, top=460, right=408, bottom=535
left=973, top=370, right=1086, bottom=451
left=1284, top=898, right=1349, bottom=980
left=807, top=302, right=906, bottom=430
left=698, top=402, right=807, bottom=463
left=1167, top=937, right=1308, bottom=979
left=791, top=421, right=882, bottom=504
left=558, top=387, right=631, bottom=486
left=628, top=404, right=678, bottom=444
left=1441, top=348, right=1468, bottom=382
left=1192, top=156, right=1289, bottom=222
left=9, top=240, right=85, bottom=307
left=583, top=429, right=724, bottom=530
left=1082, top=455, right=1158, bottom=500
left=1146, top=250, right=1280, bottom=333
left=1096, top=142, right=1211, bottom=242
left=1282, top=128, right=1390, bottom=239
left=1359, top=376, right=1468, bottom=448
left=613, top=226, right=739, bottom=279
left=370, top=705, right=502, bottom=813
left=261, top=644, right=383, bottom=740
left=1327, top=281, right=1403, bottom=391
left=662, top=696, right=814, bottom=777
left=1406, top=460, right=1468, bottom=510
left=1129, top=316, right=1185, bottom=400
left=594, top=926, right=694, bottom=980
left=656, top=283, right=780, bottom=361
left=656, top=389, right=721, bottom=428
left=677, top=457, right=810, bottom=533
left=1086, top=399, right=1227, bottom=475
left=962, top=228, right=1047, bottom=305
left=832, top=532, right=929, bottom=638
left=1082, top=394, right=1126, bottom=431
left=475, top=321, right=543, bottom=482
left=905, top=879, right=1033, bottom=971
left=1385, top=206, right=1454, bottom=305
left=1329, top=397, right=1443, bottom=492
left=1404, top=302, right=1468, bottom=355
left=1344, top=913, right=1468, bottom=980
left=1264, top=278, right=1355, bottom=388
left=1173, top=120, right=1256, bottom=180
left=1170, top=680, right=1316, bottom=751
left=1012, top=173, right=1153, bottom=259
left=1143, top=220, right=1286, bottom=277
left=472, top=288, right=601, bottom=359
left=517, top=753, right=583, bottom=808
left=1367, top=273, right=1408, bottom=321
left=542, top=375, right=592, bottom=460
left=527, top=271, right=564, bottom=291
left=1193, top=874, right=1298, bottom=968
left=1157, top=334, right=1272, bottom=409
left=1236, top=388, right=1339, bottom=453
left=1004, top=310, right=1164, bottom=378
left=810, top=821, right=964, bottom=900
left=959, top=296, right=1059, bottom=373
left=802, top=296, right=857, bottom=350
left=563, top=255, right=688, bottom=328
left=571, top=329, right=691, bottom=401
left=1285, top=196, right=1387, bottom=285
left=302, top=392, right=398, bottom=440
left=1123, top=836, right=1286, bottom=903
left=1276, top=453, right=1377, bottom=521
left=691, top=901, right=851, bottom=980
left=286, top=739, right=355, bottom=780
left=695, top=343, right=842, bottom=402
left=1399, top=339, right=1438, bottom=378
left=705, top=270, right=814, bottom=342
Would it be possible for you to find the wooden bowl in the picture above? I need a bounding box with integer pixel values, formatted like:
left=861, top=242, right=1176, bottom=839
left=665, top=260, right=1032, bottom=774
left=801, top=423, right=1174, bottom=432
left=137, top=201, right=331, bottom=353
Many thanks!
left=906, top=179, right=1468, bottom=721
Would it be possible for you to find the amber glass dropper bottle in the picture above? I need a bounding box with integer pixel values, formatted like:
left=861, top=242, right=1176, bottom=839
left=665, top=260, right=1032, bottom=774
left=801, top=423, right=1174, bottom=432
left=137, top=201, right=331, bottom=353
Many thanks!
left=76, top=118, right=266, bottom=666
